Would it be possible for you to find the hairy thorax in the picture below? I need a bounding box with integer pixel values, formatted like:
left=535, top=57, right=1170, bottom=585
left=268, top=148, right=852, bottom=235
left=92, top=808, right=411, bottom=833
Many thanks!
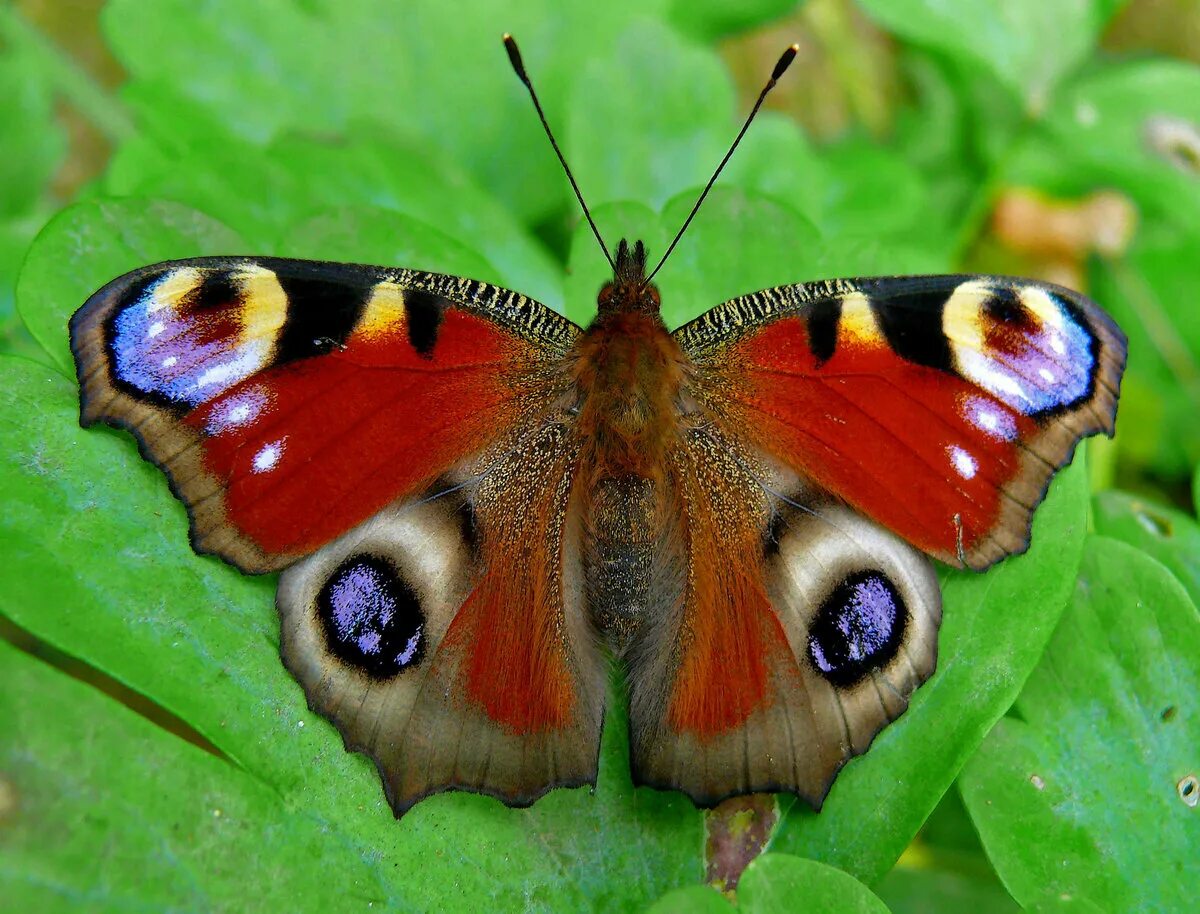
left=570, top=308, right=689, bottom=643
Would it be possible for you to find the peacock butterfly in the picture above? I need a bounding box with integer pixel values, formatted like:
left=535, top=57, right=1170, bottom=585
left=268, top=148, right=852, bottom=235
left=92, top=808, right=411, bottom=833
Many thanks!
left=69, top=38, right=1126, bottom=816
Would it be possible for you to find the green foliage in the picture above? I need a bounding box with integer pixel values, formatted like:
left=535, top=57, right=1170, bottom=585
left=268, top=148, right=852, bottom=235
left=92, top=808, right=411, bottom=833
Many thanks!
left=959, top=537, right=1199, bottom=911
left=2, top=0, right=1199, bottom=910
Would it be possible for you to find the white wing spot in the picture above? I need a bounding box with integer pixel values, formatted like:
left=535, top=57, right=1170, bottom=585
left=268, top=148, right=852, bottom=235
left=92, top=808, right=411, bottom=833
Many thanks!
left=965, top=396, right=1018, bottom=442
left=948, top=445, right=978, bottom=480
left=252, top=438, right=286, bottom=473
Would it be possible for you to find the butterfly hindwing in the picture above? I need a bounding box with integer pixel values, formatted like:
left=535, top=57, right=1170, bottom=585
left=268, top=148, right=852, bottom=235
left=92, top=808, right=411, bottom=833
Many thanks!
left=674, top=274, right=1126, bottom=569
left=624, top=428, right=941, bottom=806
left=71, top=256, right=581, bottom=572
left=278, top=412, right=606, bottom=813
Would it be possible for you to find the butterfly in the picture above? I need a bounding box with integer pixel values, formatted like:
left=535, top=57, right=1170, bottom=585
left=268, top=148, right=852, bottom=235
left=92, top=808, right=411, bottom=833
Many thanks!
left=69, top=39, right=1126, bottom=817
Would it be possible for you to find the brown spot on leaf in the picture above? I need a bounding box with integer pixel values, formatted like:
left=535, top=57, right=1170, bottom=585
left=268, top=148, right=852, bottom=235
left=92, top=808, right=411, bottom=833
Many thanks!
left=704, top=793, right=778, bottom=894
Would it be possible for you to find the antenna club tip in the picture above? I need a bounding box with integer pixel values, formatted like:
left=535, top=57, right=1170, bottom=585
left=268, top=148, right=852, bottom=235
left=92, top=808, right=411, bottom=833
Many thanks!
left=503, top=34, right=530, bottom=84
left=772, top=44, right=799, bottom=81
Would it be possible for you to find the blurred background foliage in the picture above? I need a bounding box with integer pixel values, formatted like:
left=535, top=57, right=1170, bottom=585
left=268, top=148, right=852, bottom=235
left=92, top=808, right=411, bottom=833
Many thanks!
left=0, top=0, right=1197, bottom=911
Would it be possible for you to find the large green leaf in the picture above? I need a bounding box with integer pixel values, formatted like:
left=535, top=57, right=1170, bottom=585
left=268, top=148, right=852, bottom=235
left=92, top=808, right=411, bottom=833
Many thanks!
left=0, top=638, right=392, bottom=912
left=959, top=536, right=1200, bottom=911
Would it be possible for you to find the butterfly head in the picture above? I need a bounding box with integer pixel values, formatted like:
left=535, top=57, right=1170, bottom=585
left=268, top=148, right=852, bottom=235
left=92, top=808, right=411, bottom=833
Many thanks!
left=598, top=239, right=661, bottom=316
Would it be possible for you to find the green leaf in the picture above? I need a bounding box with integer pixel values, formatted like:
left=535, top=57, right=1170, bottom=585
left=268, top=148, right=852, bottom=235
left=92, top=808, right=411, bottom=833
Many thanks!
left=566, top=19, right=735, bottom=210
left=101, top=0, right=673, bottom=225
left=959, top=536, right=1200, bottom=911
left=875, top=791, right=1019, bottom=914
left=772, top=460, right=1090, bottom=884
left=105, top=125, right=564, bottom=305
left=564, top=189, right=820, bottom=328
left=1089, top=227, right=1200, bottom=479
left=645, top=886, right=736, bottom=914
left=856, top=0, right=1124, bottom=107
left=736, top=854, right=891, bottom=913
left=0, top=639, right=392, bottom=912
left=875, top=865, right=1018, bottom=914
left=1021, top=895, right=1107, bottom=914
left=16, top=199, right=245, bottom=374
left=282, top=206, right=499, bottom=284
left=1092, top=490, right=1200, bottom=609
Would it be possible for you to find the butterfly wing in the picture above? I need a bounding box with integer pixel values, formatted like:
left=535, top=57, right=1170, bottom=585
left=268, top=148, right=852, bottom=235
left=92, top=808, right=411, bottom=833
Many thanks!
left=624, top=274, right=1124, bottom=806
left=624, top=426, right=941, bottom=805
left=73, top=257, right=605, bottom=812
left=70, top=256, right=579, bottom=572
left=277, top=412, right=605, bottom=813
left=673, top=274, right=1126, bottom=569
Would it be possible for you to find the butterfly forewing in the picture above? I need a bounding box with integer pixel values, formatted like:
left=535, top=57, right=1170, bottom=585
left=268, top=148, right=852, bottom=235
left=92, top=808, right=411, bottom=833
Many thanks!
left=674, top=274, right=1126, bottom=569
left=71, top=257, right=581, bottom=572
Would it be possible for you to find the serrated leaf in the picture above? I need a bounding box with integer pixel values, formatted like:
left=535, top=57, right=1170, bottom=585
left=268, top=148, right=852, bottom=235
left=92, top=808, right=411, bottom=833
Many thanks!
left=959, top=537, right=1200, bottom=911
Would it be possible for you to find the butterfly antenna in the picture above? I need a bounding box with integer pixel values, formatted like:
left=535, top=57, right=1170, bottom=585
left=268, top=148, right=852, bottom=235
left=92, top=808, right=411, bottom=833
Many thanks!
left=643, top=43, right=799, bottom=286
left=504, top=34, right=615, bottom=271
